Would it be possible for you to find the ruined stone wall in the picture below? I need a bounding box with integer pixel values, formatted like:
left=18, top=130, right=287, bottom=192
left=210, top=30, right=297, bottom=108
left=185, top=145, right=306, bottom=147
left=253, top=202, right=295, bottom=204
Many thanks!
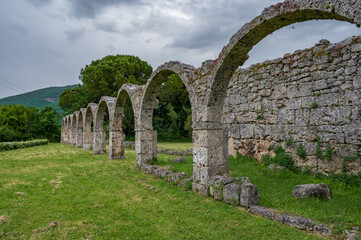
left=224, top=36, right=361, bottom=174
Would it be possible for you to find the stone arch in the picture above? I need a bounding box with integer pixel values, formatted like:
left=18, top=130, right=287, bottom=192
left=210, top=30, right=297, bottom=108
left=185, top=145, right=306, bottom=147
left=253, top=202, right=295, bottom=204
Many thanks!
left=75, top=110, right=83, bottom=148
left=70, top=113, right=78, bottom=146
left=111, top=84, right=143, bottom=160
left=61, top=118, right=66, bottom=143
left=137, top=61, right=196, bottom=165
left=93, top=96, right=117, bottom=157
left=77, top=108, right=87, bottom=148
left=207, top=0, right=360, bottom=121
left=83, top=103, right=98, bottom=150
left=66, top=115, right=72, bottom=145
left=191, top=0, right=361, bottom=194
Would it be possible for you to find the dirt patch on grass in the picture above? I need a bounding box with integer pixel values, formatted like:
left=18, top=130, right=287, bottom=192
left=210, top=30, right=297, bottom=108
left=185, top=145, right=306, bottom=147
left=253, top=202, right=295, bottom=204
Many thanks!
left=2, top=180, right=32, bottom=188
left=138, top=180, right=159, bottom=193
left=0, top=216, right=7, bottom=225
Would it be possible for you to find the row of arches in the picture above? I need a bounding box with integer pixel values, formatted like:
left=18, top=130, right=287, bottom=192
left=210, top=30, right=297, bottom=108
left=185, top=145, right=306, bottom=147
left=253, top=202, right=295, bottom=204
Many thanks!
left=61, top=0, right=360, bottom=195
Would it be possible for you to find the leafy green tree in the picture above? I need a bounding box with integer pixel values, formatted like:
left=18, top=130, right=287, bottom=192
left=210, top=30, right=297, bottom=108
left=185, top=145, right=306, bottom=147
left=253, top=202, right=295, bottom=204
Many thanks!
left=59, top=55, right=153, bottom=138
left=59, top=85, right=89, bottom=113
left=153, top=74, right=192, bottom=141
left=79, top=55, right=152, bottom=100
left=36, top=106, right=61, bottom=142
left=0, top=104, right=60, bottom=142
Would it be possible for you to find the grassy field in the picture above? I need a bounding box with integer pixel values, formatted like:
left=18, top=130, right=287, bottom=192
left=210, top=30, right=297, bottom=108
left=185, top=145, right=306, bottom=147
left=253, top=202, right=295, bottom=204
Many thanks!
left=0, top=143, right=325, bottom=239
left=157, top=142, right=193, bottom=151
left=156, top=154, right=361, bottom=234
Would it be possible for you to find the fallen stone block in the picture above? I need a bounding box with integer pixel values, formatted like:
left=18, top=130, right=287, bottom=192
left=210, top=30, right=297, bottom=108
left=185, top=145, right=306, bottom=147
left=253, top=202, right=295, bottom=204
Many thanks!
left=292, top=183, right=332, bottom=200
left=173, top=157, right=185, bottom=163
left=208, top=175, right=233, bottom=201
left=268, top=164, right=286, bottom=171
left=278, top=214, right=315, bottom=231
left=249, top=206, right=278, bottom=220
left=223, top=183, right=241, bottom=205
left=314, top=224, right=332, bottom=237
left=240, top=183, right=259, bottom=207
left=159, top=169, right=169, bottom=179
left=171, top=172, right=186, bottom=183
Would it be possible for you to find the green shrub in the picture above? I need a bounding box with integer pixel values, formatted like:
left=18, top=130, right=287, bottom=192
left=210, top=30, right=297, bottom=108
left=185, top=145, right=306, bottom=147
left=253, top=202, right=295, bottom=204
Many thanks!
left=273, top=152, right=295, bottom=169
left=316, top=147, right=324, bottom=160
left=328, top=172, right=361, bottom=187
left=343, top=154, right=361, bottom=162
left=315, top=136, right=321, bottom=146
left=309, top=101, right=318, bottom=109
left=261, top=155, right=272, bottom=166
left=297, top=145, right=307, bottom=159
left=262, top=145, right=295, bottom=170
left=273, top=145, right=286, bottom=154
left=0, top=139, right=48, bottom=151
left=285, top=139, right=293, bottom=147
left=324, top=148, right=332, bottom=161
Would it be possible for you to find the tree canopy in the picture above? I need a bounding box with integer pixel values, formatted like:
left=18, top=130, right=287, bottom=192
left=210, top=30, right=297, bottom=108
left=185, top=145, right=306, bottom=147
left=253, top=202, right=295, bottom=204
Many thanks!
left=59, top=54, right=192, bottom=141
left=59, top=54, right=153, bottom=114
left=0, top=104, right=60, bottom=142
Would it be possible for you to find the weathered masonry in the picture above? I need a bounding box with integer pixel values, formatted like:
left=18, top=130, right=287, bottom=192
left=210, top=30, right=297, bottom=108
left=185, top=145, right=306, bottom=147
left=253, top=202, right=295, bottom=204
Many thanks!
left=224, top=37, right=361, bottom=174
left=61, top=0, right=361, bottom=195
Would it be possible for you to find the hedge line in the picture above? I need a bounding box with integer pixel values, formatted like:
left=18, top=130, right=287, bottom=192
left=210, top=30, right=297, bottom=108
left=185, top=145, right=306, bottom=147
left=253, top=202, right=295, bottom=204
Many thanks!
left=0, top=139, right=49, bottom=151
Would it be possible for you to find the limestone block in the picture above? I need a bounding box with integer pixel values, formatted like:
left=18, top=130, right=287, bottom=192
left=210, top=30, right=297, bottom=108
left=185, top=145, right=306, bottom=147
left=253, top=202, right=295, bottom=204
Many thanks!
left=109, top=131, right=125, bottom=159
left=82, top=131, right=93, bottom=150
left=278, top=214, right=315, bottom=231
left=292, top=183, right=332, bottom=200
left=223, top=183, right=241, bottom=205
left=208, top=175, right=233, bottom=201
left=240, top=183, right=259, bottom=207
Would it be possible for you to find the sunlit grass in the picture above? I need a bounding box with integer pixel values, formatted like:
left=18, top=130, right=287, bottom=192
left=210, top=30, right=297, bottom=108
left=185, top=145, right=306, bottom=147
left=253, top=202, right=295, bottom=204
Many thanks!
left=156, top=152, right=361, bottom=233
left=0, top=143, right=323, bottom=239
left=157, top=142, right=192, bottom=151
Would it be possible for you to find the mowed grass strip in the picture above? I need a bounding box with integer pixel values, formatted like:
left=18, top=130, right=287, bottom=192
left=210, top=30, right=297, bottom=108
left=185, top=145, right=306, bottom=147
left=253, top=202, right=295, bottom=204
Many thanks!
left=0, top=143, right=323, bottom=239
left=157, top=142, right=193, bottom=151
left=156, top=153, right=361, bottom=233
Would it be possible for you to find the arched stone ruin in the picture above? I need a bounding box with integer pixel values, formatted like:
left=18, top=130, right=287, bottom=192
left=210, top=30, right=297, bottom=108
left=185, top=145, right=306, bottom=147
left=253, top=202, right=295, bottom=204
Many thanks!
left=61, top=0, right=361, bottom=195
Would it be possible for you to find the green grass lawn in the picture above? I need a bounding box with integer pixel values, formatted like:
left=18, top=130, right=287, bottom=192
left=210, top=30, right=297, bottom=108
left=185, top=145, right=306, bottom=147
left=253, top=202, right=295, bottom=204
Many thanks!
left=0, top=143, right=325, bottom=239
left=157, top=142, right=193, bottom=151
left=156, top=153, right=361, bottom=234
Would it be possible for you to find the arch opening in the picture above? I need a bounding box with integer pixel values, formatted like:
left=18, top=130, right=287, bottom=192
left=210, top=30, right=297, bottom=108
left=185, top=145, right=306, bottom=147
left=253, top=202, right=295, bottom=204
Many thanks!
left=93, top=100, right=110, bottom=155
left=138, top=66, right=195, bottom=167
left=83, top=103, right=97, bottom=150
left=76, top=111, right=84, bottom=148
left=110, top=88, right=139, bottom=159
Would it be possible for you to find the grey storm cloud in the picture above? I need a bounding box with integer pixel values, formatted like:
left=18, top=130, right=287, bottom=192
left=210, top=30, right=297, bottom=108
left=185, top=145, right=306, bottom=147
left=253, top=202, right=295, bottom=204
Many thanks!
left=26, top=0, right=52, bottom=7
left=68, top=0, right=144, bottom=19
left=65, top=28, right=86, bottom=42
left=95, top=21, right=119, bottom=33
left=11, top=23, right=28, bottom=35
left=0, top=0, right=359, bottom=99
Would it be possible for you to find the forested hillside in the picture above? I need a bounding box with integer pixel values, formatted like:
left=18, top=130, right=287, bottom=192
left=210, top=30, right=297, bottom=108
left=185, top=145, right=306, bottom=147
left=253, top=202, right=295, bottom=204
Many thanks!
left=0, top=85, right=77, bottom=114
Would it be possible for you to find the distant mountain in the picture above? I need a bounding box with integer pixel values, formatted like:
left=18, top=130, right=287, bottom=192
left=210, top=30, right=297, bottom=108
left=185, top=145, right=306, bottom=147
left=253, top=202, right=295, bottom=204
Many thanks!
left=0, top=85, right=78, bottom=114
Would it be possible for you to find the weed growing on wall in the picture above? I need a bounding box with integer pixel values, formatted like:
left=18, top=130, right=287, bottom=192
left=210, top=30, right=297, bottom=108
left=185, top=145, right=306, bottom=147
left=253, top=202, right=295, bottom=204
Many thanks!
left=297, top=145, right=307, bottom=159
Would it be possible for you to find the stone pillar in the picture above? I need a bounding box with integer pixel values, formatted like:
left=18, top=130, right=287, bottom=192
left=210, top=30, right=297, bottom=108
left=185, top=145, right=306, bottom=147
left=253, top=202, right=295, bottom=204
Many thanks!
left=135, top=130, right=157, bottom=166
left=109, top=131, right=125, bottom=159
left=67, top=129, right=72, bottom=144
left=76, top=129, right=83, bottom=148
left=61, top=127, right=67, bottom=143
left=83, top=131, right=93, bottom=150
left=71, top=129, right=76, bottom=146
left=60, top=127, right=63, bottom=143
left=93, top=131, right=106, bottom=154
left=192, top=128, right=229, bottom=196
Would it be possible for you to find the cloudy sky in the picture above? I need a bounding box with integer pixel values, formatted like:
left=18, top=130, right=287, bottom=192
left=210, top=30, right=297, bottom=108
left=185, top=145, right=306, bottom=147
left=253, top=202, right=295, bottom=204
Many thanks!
left=0, top=0, right=360, bottom=99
